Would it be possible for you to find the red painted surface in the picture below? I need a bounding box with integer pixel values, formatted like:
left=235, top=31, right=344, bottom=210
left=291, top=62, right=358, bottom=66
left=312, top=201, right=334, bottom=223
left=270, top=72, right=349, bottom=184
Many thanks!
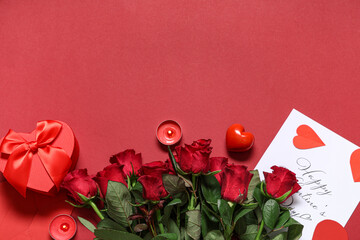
left=1, top=0, right=360, bottom=239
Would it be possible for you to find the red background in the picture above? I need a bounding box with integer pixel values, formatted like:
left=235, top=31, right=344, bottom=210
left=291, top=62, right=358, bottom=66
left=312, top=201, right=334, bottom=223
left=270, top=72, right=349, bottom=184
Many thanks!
left=1, top=0, right=360, bottom=239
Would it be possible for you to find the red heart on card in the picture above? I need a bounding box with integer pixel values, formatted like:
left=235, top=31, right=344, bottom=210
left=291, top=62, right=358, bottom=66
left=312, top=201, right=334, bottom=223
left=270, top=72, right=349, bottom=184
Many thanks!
left=350, top=149, right=360, bottom=182
left=312, top=220, right=348, bottom=240
left=293, top=125, right=325, bottom=149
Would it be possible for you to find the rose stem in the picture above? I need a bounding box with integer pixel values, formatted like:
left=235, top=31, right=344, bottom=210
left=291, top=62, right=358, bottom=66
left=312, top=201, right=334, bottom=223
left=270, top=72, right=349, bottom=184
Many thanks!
left=188, top=175, right=197, bottom=210
left=224, top=225, right=233, bottom=240
left=192, top=174, right=197, bottom=202
left=149, top=219, right=157, bottom=237
left=176, top=205, right=180, bottom=228
left=89, top=201, right=104, bottom=220
left=167, top=145, right=178, bottom=175
left=155, top=209, right=165, bottom=234
left=255, top=220, right=264, bottom=240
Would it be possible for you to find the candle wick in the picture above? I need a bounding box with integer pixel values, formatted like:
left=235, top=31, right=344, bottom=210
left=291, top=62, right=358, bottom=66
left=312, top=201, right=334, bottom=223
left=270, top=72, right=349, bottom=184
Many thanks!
left=167, top=129, right=175, bottom=137
left=60, top=223, right=70, bottom=232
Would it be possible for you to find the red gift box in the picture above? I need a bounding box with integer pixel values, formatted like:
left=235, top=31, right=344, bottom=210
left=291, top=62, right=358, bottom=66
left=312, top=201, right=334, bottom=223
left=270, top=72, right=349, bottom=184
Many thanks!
left=0, top=120, right=79, bottom=197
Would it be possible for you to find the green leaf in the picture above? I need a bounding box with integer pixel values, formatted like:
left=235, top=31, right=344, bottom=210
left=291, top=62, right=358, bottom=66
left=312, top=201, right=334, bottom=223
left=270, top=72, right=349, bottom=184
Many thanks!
left=239, top=224, right=258, bottom=240
left=144, top=233, right=153, bottom=240
left=130, top=181, right=145, bottom=203
left=131, top=180, right=143, bottom=191
left=285, top=218, right=303, bottom=240
left=275, top=210, right=290, bottom=229
left=204, top=230, right=225, bottom=240
left=202, top=203, right=219, bottom=222
left=200, top=175, right=221, bottom=211
left=162, top=198, right=182, bottom=224
left=284, top=217, right=300, bottom=227
left=254, top=207, right=263, bottom=224
left=217, top=199, right=233, bottom=226
left=65, top=200, right=86, bottom=208
left=167, top=219, right=181, bottom=240
left=97, top=217, right=126, bottom=231
left=287, top=224, right=303, bottom=240
left=105, top=181, right=133, bottom=228
left=94, top=229, right=142, bottom=240
left=274, top=188, right=292, bottom=203
left=186, top=209, right=201, bottom=240
left=152, top=233, right=178, bottom=240
left=260, top=181, right=269, bottom=197
left=253, top=186, right=264, bottom=207
left=204, top=170, right=221, bottom=176
left=233, top=208, right=255, bottom=225
left=174, top=192, right=189, bottom=207
left=244, top=170, right=260, bottom=204
left=272, top=232, right=287, bottom=240
left=243, top=210, right=258, bottom=225
left=77, top=216, right=96, bottom=233
left=178, top=175, right=193, bottom=188
left=181, top=227, right=191, bottom=240
left=163, top=174, right=187, bottom=196
left=77, top=192, right=90, bottom=203
left=234, top=216, right=246, bottom=236
left=167, top=145, right=180, bottom=175
left=201, top=204, right=219, bottom=238
left=262, top=199, right=280, bottom=229
left=177, top=166, right=190, bottom=175
left=241, top=202, right=259, bottom=209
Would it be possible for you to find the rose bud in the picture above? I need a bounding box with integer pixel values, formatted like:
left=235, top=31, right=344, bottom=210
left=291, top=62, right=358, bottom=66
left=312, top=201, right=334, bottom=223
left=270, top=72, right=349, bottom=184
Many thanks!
left=139, top=161, right=170, bottom=176
left=175, top=139, right=212, bottom=174
left=137, top=175, right=169, bottom=201
left=220, top=164, right=253, bottom=203
left=61, top=169, right=98, bottom=205
left=110, top=149, right=142, bottom=176
left=209, top=157, right=228, bottom=185
left=264, top=166, right=301, bottom=201
left=93, top=163, right=127, bottom=197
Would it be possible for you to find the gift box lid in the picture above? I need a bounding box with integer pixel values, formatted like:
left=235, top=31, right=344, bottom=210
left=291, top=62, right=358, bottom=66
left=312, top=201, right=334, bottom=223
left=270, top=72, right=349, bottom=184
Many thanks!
left=0, top=120, right=79, bottom=195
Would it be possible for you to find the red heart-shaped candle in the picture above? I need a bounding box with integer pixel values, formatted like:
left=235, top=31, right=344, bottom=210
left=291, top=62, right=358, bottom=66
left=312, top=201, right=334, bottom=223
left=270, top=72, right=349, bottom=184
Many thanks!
left=226, top=124, right=254, bottom=152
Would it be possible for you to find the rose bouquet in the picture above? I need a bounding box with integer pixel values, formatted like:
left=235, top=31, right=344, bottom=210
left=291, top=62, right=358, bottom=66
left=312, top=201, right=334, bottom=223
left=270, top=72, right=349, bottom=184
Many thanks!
left=61, top=139, right=303, bottom=240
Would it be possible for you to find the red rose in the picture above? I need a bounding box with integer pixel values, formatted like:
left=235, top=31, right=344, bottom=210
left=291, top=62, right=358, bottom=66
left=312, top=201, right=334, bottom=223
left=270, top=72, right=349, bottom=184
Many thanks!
left=264, top=166, right=301, bottom=201
left=139, top=161, right=170, bottom=176
left=94, top=163, right=127, bottom=197
left=137, top=175, right=168, bottom=201
left=220, top=164, right=253, bottom=203
left=165, top=159, right=176, bottom=175
left=110, top=149, right=142, bottom=176
left=175, top=139, right=212, bottom=174
left=61, top=169, right=98, bottom=205
left=209, top=157, right=228, bottom=185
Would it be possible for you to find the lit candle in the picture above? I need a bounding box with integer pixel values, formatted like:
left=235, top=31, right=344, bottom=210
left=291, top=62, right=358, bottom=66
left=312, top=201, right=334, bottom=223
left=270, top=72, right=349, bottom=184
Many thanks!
left=156, top=120, right=182, bottom=145
left=49, top=214, right=77, bottom=240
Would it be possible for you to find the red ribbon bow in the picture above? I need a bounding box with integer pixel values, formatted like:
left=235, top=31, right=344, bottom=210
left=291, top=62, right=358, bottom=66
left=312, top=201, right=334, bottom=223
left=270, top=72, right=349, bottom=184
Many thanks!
left=0, top=120, right=72, bottom=197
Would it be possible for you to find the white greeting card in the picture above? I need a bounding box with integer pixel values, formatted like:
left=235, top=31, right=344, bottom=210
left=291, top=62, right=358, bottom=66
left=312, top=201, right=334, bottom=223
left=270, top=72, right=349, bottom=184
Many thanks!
left=255, top=109, right=360, bottom=239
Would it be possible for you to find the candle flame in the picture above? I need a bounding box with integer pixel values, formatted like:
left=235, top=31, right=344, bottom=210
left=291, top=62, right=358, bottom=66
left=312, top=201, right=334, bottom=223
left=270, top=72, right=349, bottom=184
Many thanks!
left=60, top=223, right=70, bottom=232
